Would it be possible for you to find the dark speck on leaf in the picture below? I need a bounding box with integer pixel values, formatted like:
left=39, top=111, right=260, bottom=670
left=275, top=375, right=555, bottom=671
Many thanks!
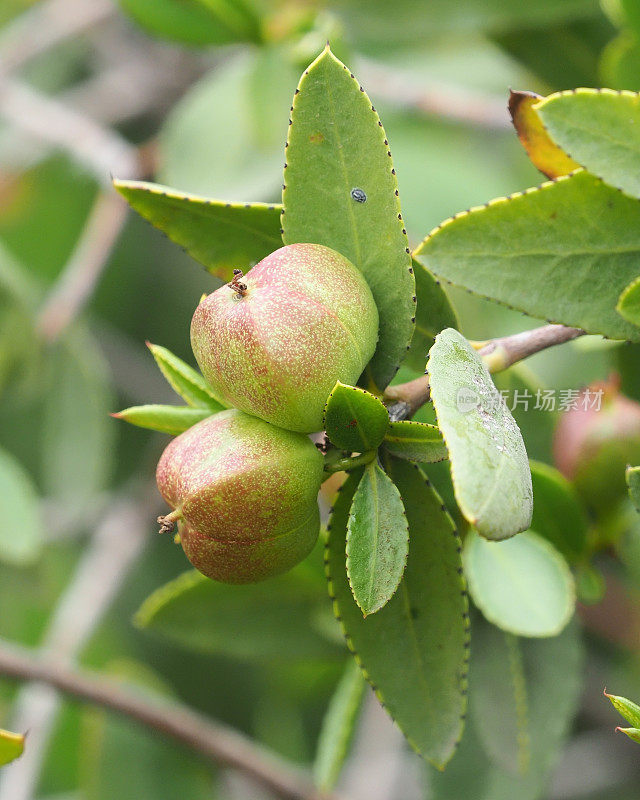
left=351, top=188, right=367, bottom=203
left=410, top=607, right=419, bottom=619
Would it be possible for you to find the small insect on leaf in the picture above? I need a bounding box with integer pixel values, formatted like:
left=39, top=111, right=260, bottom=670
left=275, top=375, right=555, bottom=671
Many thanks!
left=350, top=188, right=367, bottom=203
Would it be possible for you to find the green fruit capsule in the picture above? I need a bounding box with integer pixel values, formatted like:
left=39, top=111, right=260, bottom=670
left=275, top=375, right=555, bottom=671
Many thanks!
left=190, top=243, right=379, bottom=433
left=156, top=409, right=324, bottom=584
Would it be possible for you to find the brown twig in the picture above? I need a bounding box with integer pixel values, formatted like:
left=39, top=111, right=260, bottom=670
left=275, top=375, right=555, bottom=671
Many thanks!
left=35, top=191, right=129, bottom=343
left=384, top=323, right=585, bottom=420
left=0, top=640, right=343, bottom=800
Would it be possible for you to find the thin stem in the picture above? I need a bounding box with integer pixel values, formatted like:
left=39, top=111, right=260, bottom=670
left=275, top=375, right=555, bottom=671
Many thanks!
left=324, top=451, right=376, bottom=474
left=0, top=640, right=342, bottom=800
left=384, top=323, right=585, bottom=420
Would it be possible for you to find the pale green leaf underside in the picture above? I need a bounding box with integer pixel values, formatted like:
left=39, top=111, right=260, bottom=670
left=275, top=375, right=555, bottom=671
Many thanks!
left=427, top=329, right=532, bottom=540
left=463, top=529, right=575, bottom=637
left=536, top=89, right=640, bottom=199
left=0, top=729, right=24, bottom=767
left=313, top=660, right=367, bottom=791
left=282, top=47, right=415, bottom=391
left=115, top=180, right=282, bottom=281
left=415, top=171, right=640, bottom=342
left=0, top=447, right=42, bottom=566
left=147, top=342, right=225, bottom=410
left=626, top=465, right=640, bottom=512
left=383, top=420, right=448, bottom=463
left=617, top=275, right=640, bottom=327
left=135, top=568, right=340, bottom=662
left=326, top=459, right=468, bottom=768
left=323, top=381, right=389, bottom=452
left=115, top=405, right=211, bottom=435
left=346, top=462, right=409, bottom=615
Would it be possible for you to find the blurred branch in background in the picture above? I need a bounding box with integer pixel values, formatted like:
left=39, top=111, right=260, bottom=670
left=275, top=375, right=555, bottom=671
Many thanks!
left=0, top=639, right=344, bottom=800
left=0, top=486, right=157, bottom=800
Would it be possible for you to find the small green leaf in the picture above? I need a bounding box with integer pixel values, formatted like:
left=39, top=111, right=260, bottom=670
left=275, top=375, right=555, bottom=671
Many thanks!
left=113, top=405, right=212, bottom=435
left=324, top=382, right=389, bottom=452
left=326, top=459, right=468, bottom=767
left=313, top=660, right=367, bottom=791
left=618, top=275, right=640, bottom=327
left=626, top=465, right=640, bottom=512
left=508, top=90, right=580, bottom=178
left=383, top=420, right=448, bottom=463
left=0, top=446, right=42, bottom=566
left=415, top=171, right=640, bottom=342
left=135, top=568, right=341, bottom=663
left=147, top=343, right=225, bottom=410
left=427, top=328, right=532, bottom=540
left=282, top=47, right=415, bottom=391
left=605, top=690, right=640, bottom=727
left=463, top=529, right=575, bottom=637
left=617, top=726, right=640, bottom=743
left=536, top=89, right=640, bottom=198
left=530, top=460, right=589, bottom=562
left=346, top=462, right=409, bottom=615
left=118, top=0, right=261, bottom=45
left=404, top=259, right=459, bottom=372
left=0, top=729, right=24, bottom=767
left=114, top=180, right=282, bottom=281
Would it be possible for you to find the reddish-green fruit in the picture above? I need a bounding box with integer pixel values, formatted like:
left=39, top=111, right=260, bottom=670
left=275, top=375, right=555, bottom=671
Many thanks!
left=190, top=243, right=378, bottom=433
left=156, top=409, right=324, bottom=583
left=553, top=376, right=640, bottom=514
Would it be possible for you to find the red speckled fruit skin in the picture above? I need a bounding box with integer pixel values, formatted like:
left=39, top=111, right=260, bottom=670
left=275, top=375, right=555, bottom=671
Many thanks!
left=156, top=409, right=324, bottom=584
left=190, top=243, right=378, bottom=433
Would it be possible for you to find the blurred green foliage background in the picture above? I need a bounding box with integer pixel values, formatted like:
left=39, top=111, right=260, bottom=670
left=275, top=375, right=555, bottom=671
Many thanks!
left=2, top=1, right=640, bottom=798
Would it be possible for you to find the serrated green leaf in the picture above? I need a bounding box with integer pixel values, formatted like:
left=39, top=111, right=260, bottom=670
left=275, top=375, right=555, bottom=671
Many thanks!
left=135, top=568, right=341, bottom=663
left=530, top=460, right=588, bottom=562
left=427, top=328, right=532, bottom=540
left=626, top=465, right=640, bottom=512
left=113, top=405, right=212, bottom=435
left=147, top=343, right=225, bottom=410
left=313, top=659, right=367, bottom=791
left=282, top=47, right=415, bottom=391
left=0, top=446, right=42, bottom=566
left=470, top=627, right=530, bottom=775
left=118, top=0, right=261, bottom=45
left=618, top=275, right=640, bottom=327
left=508, top=90, right=580, bottom=179
left=324, top=382, right=389, bottom=452
left=404, top=259, right=459, bottom=372
left=114, top=180, right=282, bottom=281
left=346, top=462, right=408, bottom=615
left=463, top=529, right=575, bottom=637
left=415, top=171, right=640, bottom=342
left=536, top=89, right=640, bottom=199
left=605, top=690, right=640, bottom=727
left=326, top=459, right=468, bottom=767
left=0, top=729, right=24, bottom=767
left=383, top=420, right=448, bottom=463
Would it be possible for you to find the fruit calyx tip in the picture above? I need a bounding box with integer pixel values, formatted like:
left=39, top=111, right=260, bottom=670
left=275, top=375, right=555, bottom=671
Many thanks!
left=228, top=269, right=247, bottom=297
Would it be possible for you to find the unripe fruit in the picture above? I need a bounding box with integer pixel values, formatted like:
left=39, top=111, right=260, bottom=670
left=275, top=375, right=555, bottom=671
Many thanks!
left=191, top=243, right=378, bottom=433
left=156, top=409, right=324, bottom=583
left=553, top=376, right=640, bottom=514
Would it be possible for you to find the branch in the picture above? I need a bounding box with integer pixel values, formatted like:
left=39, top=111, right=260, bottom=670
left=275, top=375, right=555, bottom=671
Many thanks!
left=384, top=323, right=585, bottom=420
left=356, top=58, right=511, bottom=131
left=0, top=640, right=343, bottom=800
left=0, top=79, right=144, bottom=184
